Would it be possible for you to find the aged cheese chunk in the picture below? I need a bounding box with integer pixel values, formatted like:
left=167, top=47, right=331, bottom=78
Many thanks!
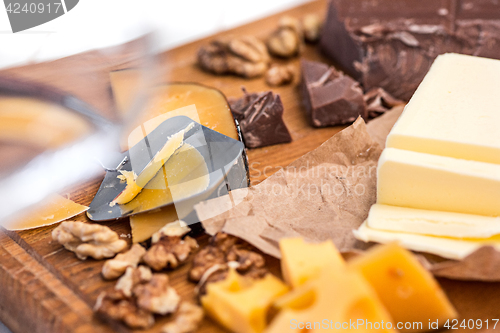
left=4, top=194, right=88, bottom=230
left=354, top=222, right=500, bottom=260
left=386, top=53, right=500, bottom=164
left=109, top=70, right=239, bottom=148
left=201, top=270, right=288, bottom=333
left=348, top=243, right=457, bottom=332
left=280, top=238, right=345, bottom=288
left=367, top=204, right=500, bottom=238
left=377, top=148, right=500, bottom=217
left=130, top=205, right=178, bottom=243
left=266, top=266, right=395, bottom=333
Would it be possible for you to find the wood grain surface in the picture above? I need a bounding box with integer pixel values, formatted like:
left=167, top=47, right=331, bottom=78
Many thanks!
left=0, top=1, right=499, bottom=332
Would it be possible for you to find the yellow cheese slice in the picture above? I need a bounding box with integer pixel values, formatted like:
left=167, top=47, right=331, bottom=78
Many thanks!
left=128, top=143, right=209, bottom=242
left=386, top=53, right=500, bottom=164
left=367, top=204, right=500, bottom=238
left=4, top=194, right=88, bottom=230
left=112, top=122, right=194, bottom=206
left=354, top=222, right=500, bottom=260
left=202, top=270, right=288, bottom=333
left=279, top=238, right=345, bottom=288
left=265, top=266, right=395, bottom=333
left=377, top=148, right=500, bottom=217
left=348, top=243, right=457, bottom=332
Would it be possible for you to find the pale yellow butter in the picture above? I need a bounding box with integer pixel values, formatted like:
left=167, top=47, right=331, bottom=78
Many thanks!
left=377, top=148, right=500, bottom=217
left=354, top=222, right=500, bottom=260
left=387, top=53, right=500, bottom=164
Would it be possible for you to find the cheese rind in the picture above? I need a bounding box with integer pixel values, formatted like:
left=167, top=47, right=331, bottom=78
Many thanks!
left=377, top=148, right=500, bottom=217
left=386, top=53, right=500, bottom=164
left=367, top=204, right=500, bottom=238
left=348, top=243, right=457, bottom=332
left=354, top=222, right=500, bottom=260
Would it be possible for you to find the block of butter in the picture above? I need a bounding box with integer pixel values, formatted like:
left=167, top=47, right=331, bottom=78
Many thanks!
left=367, top=204, right=500, bottom=238
left=377, top=148, right=500, bottom=217
left=354, top=222, right=500, bottom=260
left=386, top=53, right=500, bottom=164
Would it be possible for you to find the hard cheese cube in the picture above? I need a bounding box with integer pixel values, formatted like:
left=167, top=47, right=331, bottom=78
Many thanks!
left=266, top=266, right=395, bottom=333
left=386, top=53, right=500, bottom=164
left=348, top=243, right=457, bottom=332
left=280, top=238, right=345, bottom=288
left=201, top=270, right=288, bottom=333
left=377, top=148, right=500, bottom=217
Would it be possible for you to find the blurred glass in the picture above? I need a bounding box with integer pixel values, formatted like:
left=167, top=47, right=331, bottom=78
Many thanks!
left=0, top=29, right=161, bottom=225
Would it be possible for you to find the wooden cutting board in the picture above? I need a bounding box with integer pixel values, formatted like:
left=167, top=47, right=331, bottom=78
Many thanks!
left=1, top=1, right=500, bottom=332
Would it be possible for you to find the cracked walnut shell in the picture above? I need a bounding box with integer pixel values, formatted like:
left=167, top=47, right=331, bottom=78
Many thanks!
left=52, top=221, right=127, bottom=260
left=198, top=36, right=270, bottom=78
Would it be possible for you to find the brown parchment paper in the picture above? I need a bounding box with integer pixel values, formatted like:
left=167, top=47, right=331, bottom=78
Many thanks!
left=195, top=105, right=500, bottom=281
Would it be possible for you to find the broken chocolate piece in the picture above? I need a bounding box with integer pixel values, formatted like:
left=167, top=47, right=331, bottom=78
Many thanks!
left=300, top=59, right=367, bottom=127
left=320, top=0, right=500, bottom=100
left=363, top=87, right=404, bottom=118
left=229, top=89, right=292, bottom=148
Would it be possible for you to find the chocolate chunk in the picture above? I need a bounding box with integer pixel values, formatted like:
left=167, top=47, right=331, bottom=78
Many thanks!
left=363, top=87, right=405, bottom=118
left=300, top=59, right=367, bottom=127
left=229, top=89, right=292, bottom=148
left=320, top=0, right=500, bottom=100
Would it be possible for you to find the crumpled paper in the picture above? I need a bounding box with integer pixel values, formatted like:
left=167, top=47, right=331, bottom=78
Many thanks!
left=195, top=105, right=500, bottom=281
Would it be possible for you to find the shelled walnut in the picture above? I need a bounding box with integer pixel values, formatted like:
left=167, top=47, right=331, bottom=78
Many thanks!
left=266, top=16, right=303, bottom=58
left=265, top=64, right=295, bottom=86
left=198, top=36, right=270, bottom=78
left=95, top=266, right=180, bottom=329
left=143, top=222, right=198, bottom=271
left=102, top=243, right=146, bottom=280
left=189, top=233, right=268, bottom=295
left=52, top=221, right=127, bottom=260
left=302, top=14, right=322, bottom=42
left=162, top=302, right=204, bottom=333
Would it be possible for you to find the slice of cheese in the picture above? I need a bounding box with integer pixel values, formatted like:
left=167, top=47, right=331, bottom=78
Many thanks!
left=280, top=238, right=345, bottom=288
left=201, top=270, right=288, bottom=333
left=367, top=204, right=500, bottom=238
left=4, top=194, right=88, bottom=230
left=377, top=148, right=500, bottom=217
left=128, top=143, right=209, bottom=242
left=112, top=122, right=194, bottom=206
left=265, top=266, right=395, bottom=333
left=386, top=53, right=500, bottom=164
left=354, top=222, right=500, bottom=260
left=348, top=243, right=457, bottom=332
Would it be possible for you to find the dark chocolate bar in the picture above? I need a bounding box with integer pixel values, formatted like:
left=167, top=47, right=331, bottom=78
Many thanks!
left=229, top=89, right=292, bottom=148
left=320, top=0, right=500, bottom=100
left=300, top=59, right=367, bottom=127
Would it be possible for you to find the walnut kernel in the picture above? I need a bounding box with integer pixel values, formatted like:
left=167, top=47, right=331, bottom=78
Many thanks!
left=162, top=302, right=204, bottom=333
left=302, top=14, right=322, bottom=42
left=52, top=221, right=127, bottom=260
left=102, top=243, right=146, bottom=280
left=265, top=65, right=295, bottom=86
left=267, top=16, right=303, bottom=58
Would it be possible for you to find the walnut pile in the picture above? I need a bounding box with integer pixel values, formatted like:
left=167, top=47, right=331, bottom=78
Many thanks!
left=302, top=14, right=322, bottom=43
left=95, top=266, right=180, bottom=329
left=143, top=221, right=198, bottom=271
left=266, top=64, right=295, bottom=86
left=198, top=36, right=270, bottom=78
left=52, top=221, right=127, bottom=260
left=102, top=243, right=146, bottom=280
left=189, top=233, right=268, bottom=295
left=162, top=302, right=204, bottom=333
left=266, top=16, right=303, bottom=58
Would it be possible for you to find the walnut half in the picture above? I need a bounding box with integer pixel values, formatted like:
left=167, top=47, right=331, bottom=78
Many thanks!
left=162, top=302, right=204, bottom=333
left=52, top=221, right=127, bottom=260
left=102, top=243, right=146, bottom=280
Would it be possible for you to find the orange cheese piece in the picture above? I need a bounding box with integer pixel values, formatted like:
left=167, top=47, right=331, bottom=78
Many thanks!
left=5, top=194, right=88, bottom=230
left=201, top=270, right=288, bottom=333
left=348, top=243, right=457, bottom=332
left=266, top=266, right=395, bottom=333
left=280, top=238, right=345, bottom=288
